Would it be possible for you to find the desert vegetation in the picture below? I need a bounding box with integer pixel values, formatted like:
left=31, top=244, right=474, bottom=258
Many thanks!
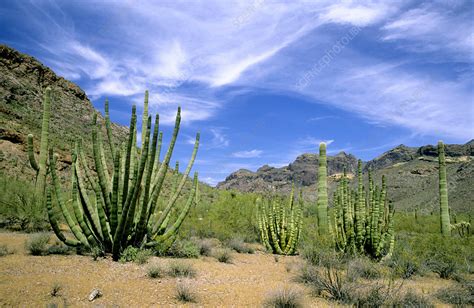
left=0, top=82, right=472, bottom=306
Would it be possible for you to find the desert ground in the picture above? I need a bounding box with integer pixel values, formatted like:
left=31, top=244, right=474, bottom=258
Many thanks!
left=0, top=231, right=459, bottom=307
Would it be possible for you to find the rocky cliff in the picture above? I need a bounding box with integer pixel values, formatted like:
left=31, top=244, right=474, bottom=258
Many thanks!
left=218, top=141, right=474, bottom=213
left=0, top=44, right=128, bottom=183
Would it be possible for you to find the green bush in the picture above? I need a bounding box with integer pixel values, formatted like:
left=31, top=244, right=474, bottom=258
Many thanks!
left=390, top=291, right=433, bottom=307
left=47, top=242, right=72, bottom=255
left=301, top=245, right=345, bottom=269
left=214, top=248, right=233, bottom=263
left=424, top=252, right=457, bottom=279
left=347, top=257, right=382, bottom=281
left=193, top=237, right=218, bottom=257
left=168, top=261, right=197, bottom=278
left=25, top=233, right=50, bottom=255
left=263, top=287, right=302, bottom=308
left=352, top=284, right=389, bottom=307
left=167, top=239, right=200, bottom=258
left=175, top=280, right=197, bottom=303
left=436, top=281, right=474, bottom=306
left=49, top=283, right=62, bottom=297
left=386, top=247, right=423, bottom=279
left=119, top=246, right=152, bottom=264
left=0, top=244, right=13, bottom=256
left=294, top=264, right=320, bottom=285
left=135, top=249, right=153, bottom=265
left=227, top=238, right=254, bottom=254
left=147, top=264, right=165, bottom=279
left=0, top=176, right=49, bottom=232
left=91, top=246, right=105, bottom=261
left=297, top=264, right=353, bottom=303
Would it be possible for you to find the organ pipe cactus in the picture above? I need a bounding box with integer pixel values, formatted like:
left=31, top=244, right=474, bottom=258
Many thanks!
left=46, top=91, right=200, bottom=261
left=316, top=142, right=328, bottom=234
left=438, top=141, right=451, bottom=236
left=331, top=160, right=394, bottom=260
left=27, top=87, right=52, bottom=202
left=256, top=185, right=303, bottom=255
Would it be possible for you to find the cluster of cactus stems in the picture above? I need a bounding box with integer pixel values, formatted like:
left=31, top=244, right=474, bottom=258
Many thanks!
left=27, top=87, right=52, bottom=203
left=438, top=141, right=451, bottom=236
left=42, top=91, right=200, bottom=260
left=331, top=160, right=395, bottom=260
left=316, top=142, right=328, bottom=234
left=256, top=185, right=303, bottom=255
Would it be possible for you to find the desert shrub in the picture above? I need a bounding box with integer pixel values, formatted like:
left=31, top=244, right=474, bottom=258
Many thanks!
left=301, top=245, right=345, bottom=269
left=386, top=248, right=422, bottom=279
left=424, top=252, right=457, bottom=279
left=214, top=248, right=233, bottom=263
left=192, top=237, right=218, bottom=257
left=347, top=257, right=382, bottom=281
left=0, top=244, right=13, bottom=256
left=298, top=265, right=353, bottom=303
left=263, top=287, right=302, bottom=308
left=0, top=176, right=49, bottom=232
left=147, top=264, right=165, bottom=279
left=47, top=242, right=72, bottom=255
left=167, top=239, right=200, bottom=258
left=50, top=283, right=62, bottom=297
left=119, top=246, right=152, bottom=264
left=227, top=238, right=254, bottom=254
left=179, top=191, right=259, bottom=242
left=436, top=281, right=474, bottom=306
left=91, top=246, right=105, bottom=261
left=175, top=280, right=197, bottom=303
left=135, top=249, right=153, bottom=265
left=352, top=285, right=389, bottom=307
left=168, top=261, right=197, bottom=278
left=391, top=290, right=433, bottom=307
left=25, top=233, right=50, bottom=255
left=294, top=264, right=320, bottom=285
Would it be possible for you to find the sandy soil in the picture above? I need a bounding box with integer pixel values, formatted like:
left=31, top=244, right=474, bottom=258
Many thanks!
left=0, top=232, right=329, bottom=307
left=0, top=231, right=456, bottom=307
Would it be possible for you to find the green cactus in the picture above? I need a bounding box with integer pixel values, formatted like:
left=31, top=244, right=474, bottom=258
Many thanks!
left=27, top=87, right=52, bottom=202
left=316, top=142, right=328, bottom=234
left=438, top=141, right=451, bottom=236
left=46, top=91, right=200, bottom=261
left=331, top=161, right=394, bottom=260
left=256, top=185, right=303, bottom=255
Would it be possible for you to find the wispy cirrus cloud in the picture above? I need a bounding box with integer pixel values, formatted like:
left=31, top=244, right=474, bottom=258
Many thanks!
left=381, top=2, right=473, bottom=60
left=232, top=149, right=263, bottom=158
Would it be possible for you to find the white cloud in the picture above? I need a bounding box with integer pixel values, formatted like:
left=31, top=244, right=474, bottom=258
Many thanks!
left=320, top=2, right=397, bottom=27
left=232, top=149, right=263, bottom=158
left=381, top=3, right=473, bottom=60
left=208, top=128, right=229, bottom=149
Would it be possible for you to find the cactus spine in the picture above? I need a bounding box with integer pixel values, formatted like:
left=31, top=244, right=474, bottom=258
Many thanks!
left=256, top=185, right=303, bottom=255
left=331, top=161, right=394, bottom=260
left=317, top=142, right=328, bottom=234
left=438, top=141, right=451, bottom=236
left=27, top=87, right=52, bottom=202
left=46, top=91, right=200, bottom=261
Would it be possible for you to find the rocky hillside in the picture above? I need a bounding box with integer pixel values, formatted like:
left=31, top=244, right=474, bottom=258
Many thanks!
left=0, top=45, right=128, bottom=183
left=218, top=141, right=474, bottom=213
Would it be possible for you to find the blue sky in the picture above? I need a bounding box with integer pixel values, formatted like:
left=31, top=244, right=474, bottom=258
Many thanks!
left=1, top=0, right=473, bottom=186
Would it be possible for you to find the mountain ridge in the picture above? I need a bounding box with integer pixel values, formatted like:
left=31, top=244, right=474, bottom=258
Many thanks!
left=217, top=141, right=473, bottom=213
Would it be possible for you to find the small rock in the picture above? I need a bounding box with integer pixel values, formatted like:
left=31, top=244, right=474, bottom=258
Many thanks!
left=88, top=288, right=102, bottom=302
